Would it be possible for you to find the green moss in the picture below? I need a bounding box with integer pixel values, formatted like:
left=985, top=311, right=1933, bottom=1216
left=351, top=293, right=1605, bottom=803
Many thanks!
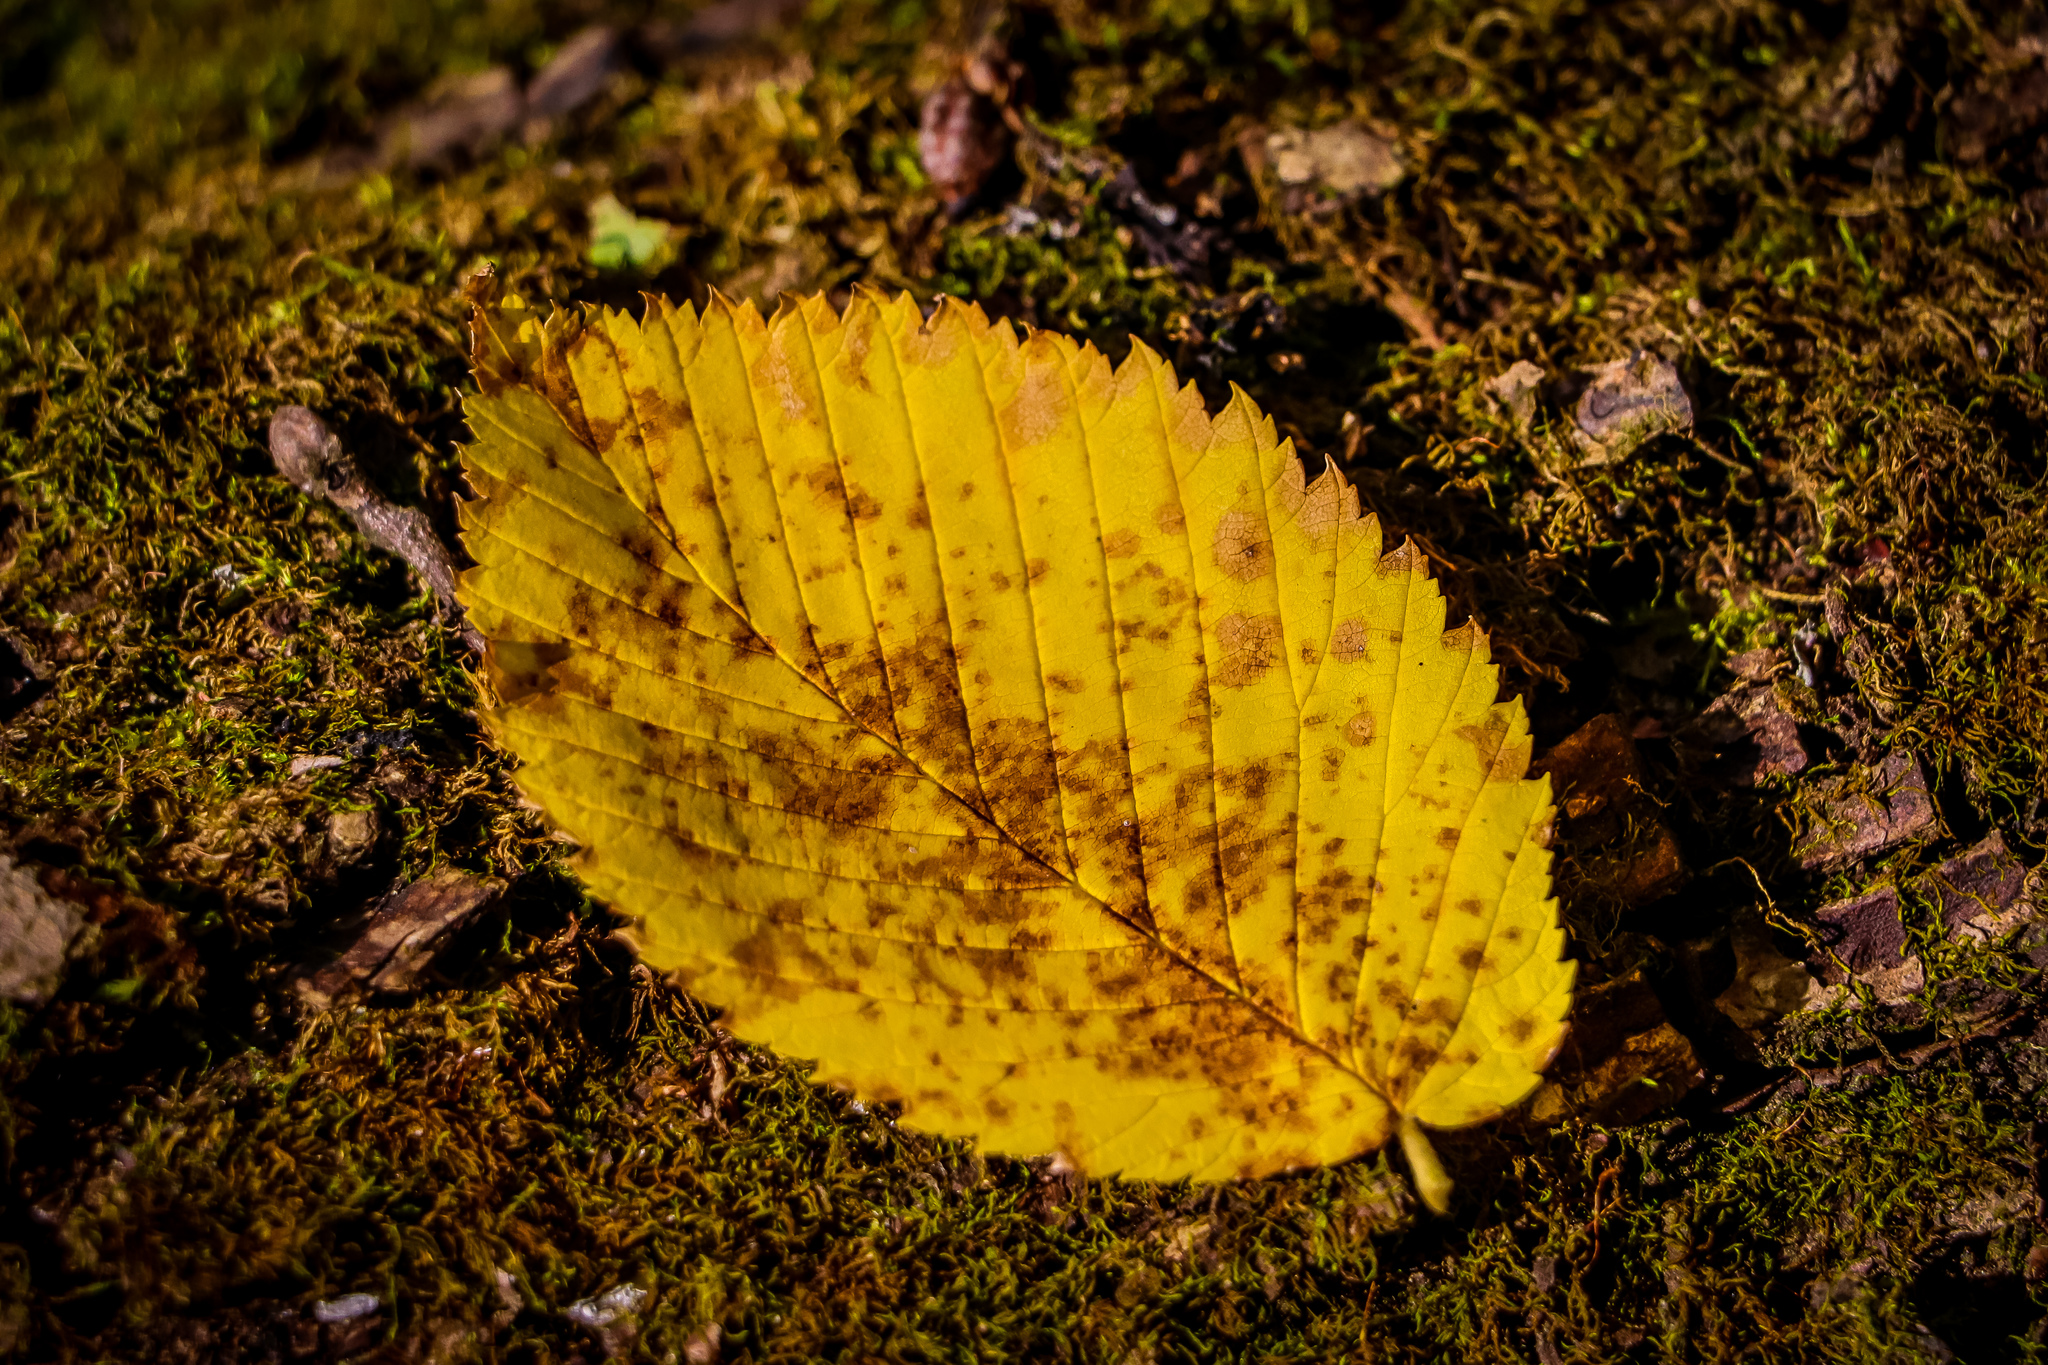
left=4, top=0, right=2048, bottom=1358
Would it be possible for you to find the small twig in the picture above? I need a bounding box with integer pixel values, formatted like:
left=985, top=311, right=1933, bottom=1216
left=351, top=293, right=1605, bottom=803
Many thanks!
left=268, top=405, right=484, bottom=652
left=1584, top=1159, right=1620, bottom=1266
left=1716, top=1011, right=2027, bottom=1116
left=1688, top=434, right=1749, bottom=474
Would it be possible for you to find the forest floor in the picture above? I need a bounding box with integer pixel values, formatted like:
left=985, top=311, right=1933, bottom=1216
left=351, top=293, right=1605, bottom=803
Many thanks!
left=4, top=0, right=2048, bottom=1360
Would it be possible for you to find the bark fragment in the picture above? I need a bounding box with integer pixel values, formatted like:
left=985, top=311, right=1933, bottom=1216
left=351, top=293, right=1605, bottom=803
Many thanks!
left=292, top=869, right=506, bottom=1009
left=1533, top=714, right=1688, bottom=912
left=1921, top=831, right=2041, bottom=943
left=1710, top=909, right=1823, bottom=1032
left=1683, top=682, right=1810, bottom=786
left=1807, top=886, right=1924, bottom=1006
left=1794, top=749, right=1938, bottom=868
left=267, top=406, right=482, bottom=652
left=1526, top=965, right=1704, bottom=1127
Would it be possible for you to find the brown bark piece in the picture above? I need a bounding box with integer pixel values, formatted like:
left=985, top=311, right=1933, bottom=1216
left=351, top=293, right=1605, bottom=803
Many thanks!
left=1807, top=886, right=1925, bottom=1006
left=293, top=870, right=506, bottom=1010
left=1685, top=682, right=1809, bottom=786
left=1571, top=351, right=1692, bottom=464
left=1532, top=714, right=1688, bottom=910
left=1794, top=749, right=1937, bottom=868
left=1921, top=831, right=2041, bottom=943
left=1526, top=967, right=1704, bottom=1127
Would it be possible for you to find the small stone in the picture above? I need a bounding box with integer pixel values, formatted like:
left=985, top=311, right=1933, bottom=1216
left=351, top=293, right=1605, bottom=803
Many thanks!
left=683, top=1322, right=723, bottom=1364
left=567, top=1284, right=648, bottom=1333
left=1808, top=886, right=1925, bottom=1006
left=492, top=1268, right=524, bottom=1316
left=1265, top=121, right=1405, bottom=196
left=1532, top=1254, right=1558, bottom=1292
left=1921, top=831, right=2040, bottom=943
left=289, top=755, right=346, bottom=779
left=918, top=75, right=1010, bottom=213
left=0, top=857, right=86, bottom=1005
left=1794, top=750, right=1938, bottom=869
left=1571, top=351, right=1692, bottom=463
left=311, top=1293, right=381, bottom=1324
left=323, top=808, right=381, bottom=871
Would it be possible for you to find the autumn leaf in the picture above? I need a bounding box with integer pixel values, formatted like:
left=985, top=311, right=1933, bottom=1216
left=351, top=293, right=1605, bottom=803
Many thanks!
left=454, top=273, right=1574, bottom=1210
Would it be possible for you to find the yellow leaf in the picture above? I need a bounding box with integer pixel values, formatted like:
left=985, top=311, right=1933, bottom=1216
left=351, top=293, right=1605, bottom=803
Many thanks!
left=456, top=277, right=1575, bottom=1207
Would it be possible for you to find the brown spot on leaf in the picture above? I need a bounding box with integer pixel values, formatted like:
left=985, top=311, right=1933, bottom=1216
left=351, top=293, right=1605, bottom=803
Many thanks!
left=997, top=364, right=1068, bottom=449
left=1213, top=509, right=1274, bottom=580
left=1214, top=613, right=1281, bottom=688
left=1330, top=618, right=1368, bottom=663
left=845, top=484, right=883, bottom=522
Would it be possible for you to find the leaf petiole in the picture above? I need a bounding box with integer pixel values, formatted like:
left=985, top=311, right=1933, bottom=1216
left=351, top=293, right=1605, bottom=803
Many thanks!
left=1399, top=1116, right=1452, bottom=1215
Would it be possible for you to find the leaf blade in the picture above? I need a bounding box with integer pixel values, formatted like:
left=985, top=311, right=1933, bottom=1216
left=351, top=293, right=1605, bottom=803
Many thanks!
left=458, top=288, right=1573, bottom=1183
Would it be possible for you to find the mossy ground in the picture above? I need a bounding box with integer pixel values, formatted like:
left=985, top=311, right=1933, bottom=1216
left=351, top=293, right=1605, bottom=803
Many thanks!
left=3, top=0, right=2048, bottom=1359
